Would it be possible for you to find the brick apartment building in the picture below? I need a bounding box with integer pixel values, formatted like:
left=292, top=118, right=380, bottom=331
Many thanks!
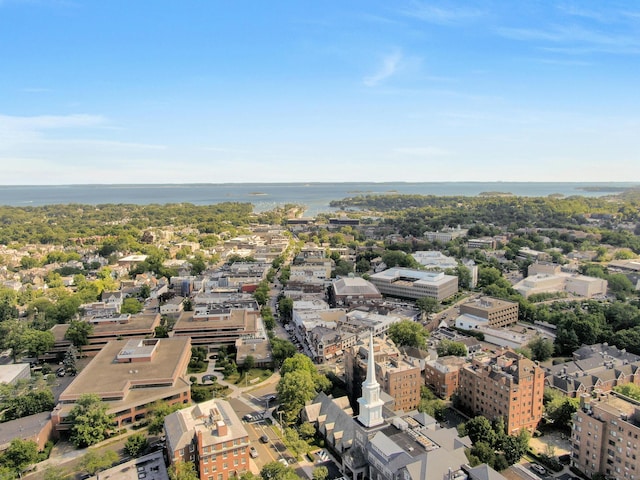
left=345, top=335, right=421, bottom=412
left=572, top=393, right=640, bottom=480
left=424, top=356, right=467, bottom=400
left=164, top=399, right=250, bottom=480
left=458, top=350, right=544, bottom=434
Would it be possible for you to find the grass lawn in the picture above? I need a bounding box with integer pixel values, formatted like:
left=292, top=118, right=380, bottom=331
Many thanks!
left=226, top=368, right=273, bottom=385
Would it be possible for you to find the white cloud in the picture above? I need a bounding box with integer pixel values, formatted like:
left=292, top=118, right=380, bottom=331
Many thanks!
left=363, top=51, right=403, bottom=87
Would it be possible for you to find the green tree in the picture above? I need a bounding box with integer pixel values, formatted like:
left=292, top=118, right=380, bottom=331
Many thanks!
left=464, top=416, right=496, bottom=447
left=260, top=461, right=300, bottom=480
left=436, top=339, right=467, bottom=357
left=147, top=400, right=183, bottom=435
left=22, top=329, right=55, bottom=357
left=298, top=422, right=316, bottom=440
left=614, top=383, right=640, bottom=401
left=81, top=450, right=118, bottom=475
left=277, top=370, right=318, bottom=424
left=416, top=297, right=439, bottom=318
left=63, top=345, right=78, bottom=375
left=0, top=319, right=27, bottom=362
left=278, top=297, right=294, bottom=322
left=527, top=336, right=554, bottom=362
left=312, top=466, right=328, bottom=480
left=124, top=433, right=149, bottom=458
left=0, top=439, right=38, bottom=474
left=244, top=355, right=256, bottom=371
left=469, top=441, right=495, bottom=467
left=271, top=337, right=296, bottom=367
left=65, top=320, right=94, bottom=354
left=388, top=320, right=428, bottom=349
left=121, top=297, right=143, bottom=314
left=68, top=394, right=115, bottom=448
left=168, top=462, right=199, bottom=480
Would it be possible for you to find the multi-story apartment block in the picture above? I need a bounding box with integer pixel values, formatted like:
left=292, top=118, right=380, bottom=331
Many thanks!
left=369, top=268, right=458, bottom=301
left=458, top=350, right=544, bottom=434
left=572, top=393, right=640, bottom=480
left=165, top=399, right=250, bottom=480
left=459, top=297, right=519, bottom=328
left=424, top=356, right=467, bottom=400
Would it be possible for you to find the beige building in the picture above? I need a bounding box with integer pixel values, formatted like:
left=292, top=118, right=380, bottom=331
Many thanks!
left=173, top=309, right=261, bottom=347
left=572, top=393, right=640, bottom=479
left=164, top=399, right=250, bottom=480
left=369, top=268, right=458, bottom=301
left=459, top=297, right=519, bottom=328
left=458, top=350, right=544, bottom=434
left=52, top=338, right=192, bottom=433
left=514, top=272, right=607, bottom=298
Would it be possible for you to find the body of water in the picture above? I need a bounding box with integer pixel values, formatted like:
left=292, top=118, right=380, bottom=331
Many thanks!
left=0, top=182, right=637, bottom=216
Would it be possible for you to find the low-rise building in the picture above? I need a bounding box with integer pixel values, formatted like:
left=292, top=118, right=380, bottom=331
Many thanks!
left=164, top=399, right=250, bottom=480
left=459, top=297, right=519, bottom=328
left=52, top=338, right=191, bottom=433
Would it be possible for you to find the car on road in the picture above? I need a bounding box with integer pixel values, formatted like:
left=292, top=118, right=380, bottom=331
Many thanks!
left=530, top=464, right=546, bottom=476
left=249, top=447, right=258, bottom=458
left=260, top=434, right=269, bottom=443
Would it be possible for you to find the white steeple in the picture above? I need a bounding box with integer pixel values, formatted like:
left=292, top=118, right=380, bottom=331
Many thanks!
left=357, top=330, right=384, bottom=428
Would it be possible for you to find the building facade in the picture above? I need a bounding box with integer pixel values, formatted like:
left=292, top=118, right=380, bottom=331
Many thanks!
left=165, top=399, right=250, bottom=480
left=459, top=297, right=519, bottom=328
left=572, top=393, right=640, bottom=480
left=369, top=268, right=458, bottom=301
left=458, top=350, right=544, bottom=434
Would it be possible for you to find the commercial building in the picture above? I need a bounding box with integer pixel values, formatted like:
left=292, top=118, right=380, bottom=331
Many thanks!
left=173, top=309, right=262, bottom=347
left=513, top=272, right=607, bottom=299
left=52, top=338, right=192, bottom=433
left=572, top=393, right=640, bottom=479
left=458, top=350, right=545, bottom=434
left=329, top=277, right=382, bottom=307
left=369, top=268, right=458, bottom=301
left=164, top=399, right=250, bottom=480
left=459, top=297, right=519, bottom=328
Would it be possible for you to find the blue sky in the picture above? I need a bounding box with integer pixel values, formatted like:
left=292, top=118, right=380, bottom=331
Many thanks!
left=1, top=0, right=639, bottom=184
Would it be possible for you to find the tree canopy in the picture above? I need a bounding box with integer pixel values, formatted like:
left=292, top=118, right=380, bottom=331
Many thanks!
left=388, top=320, right=428, bottom=349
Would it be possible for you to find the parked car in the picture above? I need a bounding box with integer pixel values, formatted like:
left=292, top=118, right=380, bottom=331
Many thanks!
left=278, top=458, right=288, bottom=466
left=530, top=464, right=546, bottom=476
left=249, top=447, right=258, bottom=458
left=260, top=434, right=269, bottom=443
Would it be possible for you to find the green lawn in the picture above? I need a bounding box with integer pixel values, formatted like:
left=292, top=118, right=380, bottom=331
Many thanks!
left=227, top=368, right=273, bottom=385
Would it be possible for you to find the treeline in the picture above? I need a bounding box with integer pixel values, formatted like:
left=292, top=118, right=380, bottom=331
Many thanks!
left=330, top=194, right=640, bottom=234
left=520, top=300, right=640, bottom=355
left=0, top=202, right=276, bottom=245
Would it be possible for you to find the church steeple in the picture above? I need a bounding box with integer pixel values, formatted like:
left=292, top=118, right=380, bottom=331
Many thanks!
left=357, top=330, right=384, bottom=428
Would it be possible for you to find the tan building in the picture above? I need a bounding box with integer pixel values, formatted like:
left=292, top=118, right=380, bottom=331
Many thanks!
left=173, top=309, right=260, bottom=347
left=369, top=268, right=458, bottom=301
left=459, top=297, right=519, bottom=328
left=424, top=356, right=467, bottom=400
left=572, top=393, right=640, bottom=479
left=345, top=335, right=421, bottom=412
left=52, top=337, right=191, bottom=432
left=458, top=350, right=544, bottom=434
left=164, top=399, right=250, bottom=480
left=48, top=313, right=162, bottom=358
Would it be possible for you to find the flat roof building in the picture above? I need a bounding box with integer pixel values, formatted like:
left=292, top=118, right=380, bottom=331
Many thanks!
left=369, top=268, right=458, bottom=301
left=52, top=337, right=191, bottom=432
